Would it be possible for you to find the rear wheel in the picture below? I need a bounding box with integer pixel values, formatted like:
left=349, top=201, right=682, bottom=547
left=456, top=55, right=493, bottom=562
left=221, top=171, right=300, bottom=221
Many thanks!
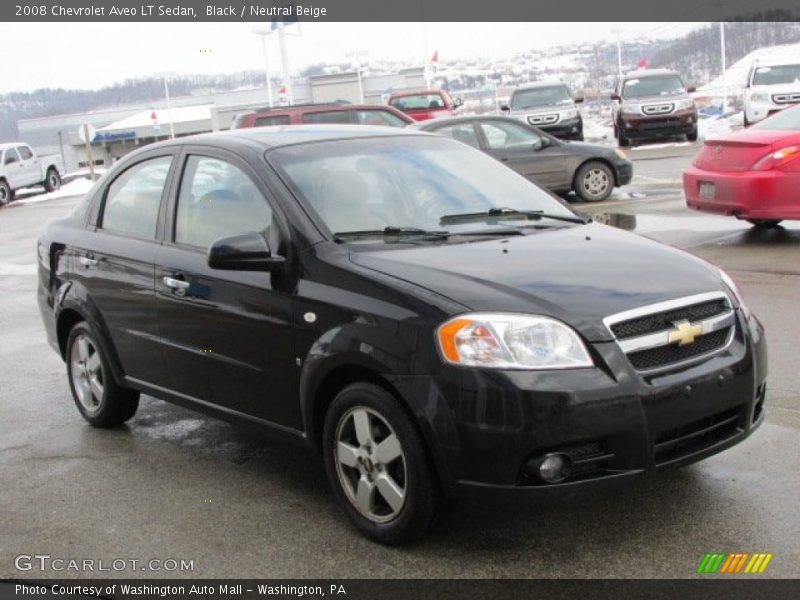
left=322, top=382, right=441, bottom=544
left=747, top=219, right=782, bottom=228
left=44, top=168, right=61, bottom=193
left=66, top=322, right=139, bottom=427
left=0, top=180, right=11, bottom=206
left=574, top=161, right=614, bottom=202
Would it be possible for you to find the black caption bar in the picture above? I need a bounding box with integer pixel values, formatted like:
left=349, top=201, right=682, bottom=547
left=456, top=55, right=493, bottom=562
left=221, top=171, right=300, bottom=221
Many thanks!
left=4, top=579, right=800, bottom=600
left=3, top=0, right=800, bottom=22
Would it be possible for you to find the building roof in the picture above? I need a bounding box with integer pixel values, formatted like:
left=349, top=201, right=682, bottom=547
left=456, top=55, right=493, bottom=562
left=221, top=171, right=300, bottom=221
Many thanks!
left=513, top=80, right=568, bottom=91
left=97, top=104, right=214, bottom=133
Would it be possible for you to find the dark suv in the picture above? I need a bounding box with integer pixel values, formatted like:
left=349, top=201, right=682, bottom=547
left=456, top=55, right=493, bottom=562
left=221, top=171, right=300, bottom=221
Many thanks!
left=231, top=103, right=413, bottom=129
left=611, top=69, right=698, bottom=147
left=38, top=126, right=766, bottom=544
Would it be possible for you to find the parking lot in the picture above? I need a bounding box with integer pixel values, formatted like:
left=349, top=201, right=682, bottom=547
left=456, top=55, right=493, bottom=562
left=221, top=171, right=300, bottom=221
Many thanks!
left=1, top=145, right=799, bottom=578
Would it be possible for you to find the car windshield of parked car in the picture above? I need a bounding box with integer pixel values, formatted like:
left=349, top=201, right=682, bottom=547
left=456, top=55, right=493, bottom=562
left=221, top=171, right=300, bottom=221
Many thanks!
left=510, top=85, right=572, bottom=109
left=269, top=136, right=577, bottom=237
left=623, top=75, right=685, bottom=98
left=752, top=104, right=800, bottom=130
left=390, top=94, right=445, bottom=111
left=752, top=64, right=800, bottom=86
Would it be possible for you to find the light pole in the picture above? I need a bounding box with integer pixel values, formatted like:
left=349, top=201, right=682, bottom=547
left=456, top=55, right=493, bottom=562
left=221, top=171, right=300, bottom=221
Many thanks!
left=277, top=21, right=293, bottom=105
left=252, top=25, right=274, bottom=108
left=612, top=29, right=623, bottom=78
left=346, top=50, right=368, bottom=103
left=719, top=21, right=728, bottom=113
left=164, top=77, right=175, bottom=140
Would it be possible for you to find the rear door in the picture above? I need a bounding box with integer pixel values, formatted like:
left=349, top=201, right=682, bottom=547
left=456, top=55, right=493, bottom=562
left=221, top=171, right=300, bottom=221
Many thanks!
left=16, top=145, right=41, bottom=187
left=476, top=120, right=568, bottom=188
left=154, top=147, right=299, bottom=428
left=73, top=151, right=177, bottom=381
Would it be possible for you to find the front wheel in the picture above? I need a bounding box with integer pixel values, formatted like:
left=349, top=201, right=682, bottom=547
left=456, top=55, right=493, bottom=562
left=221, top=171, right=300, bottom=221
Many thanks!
left=687, top=127, right=698, bottom=142
left=617, top=125, right=630, bottom=148
left=322, top=382, right=441, bottom=544
left=747, top=219, right=782, bottom=228
left=44, top=168, right=61, bottom=193
left=66, top=322, right=139, bottom=427
left=574, top=161, right=614, bottom=202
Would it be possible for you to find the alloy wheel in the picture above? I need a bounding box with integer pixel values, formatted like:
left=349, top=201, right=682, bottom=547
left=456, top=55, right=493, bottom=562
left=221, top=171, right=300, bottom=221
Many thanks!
left=70, top=334, right=105, bottom=414
left=334, top=406, right=407, bottom=523
left=583, top=168, right=610, bottom=197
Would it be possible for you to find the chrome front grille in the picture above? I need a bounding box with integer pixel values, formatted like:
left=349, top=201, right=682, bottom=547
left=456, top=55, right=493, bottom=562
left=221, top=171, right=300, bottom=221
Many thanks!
left=604, top=292, right=735, bottom=374
left=772, top=93, right=800, bottom=105
left=527, top=113, right=559, bottom=125
left=642, top=103, right=674, bottom=115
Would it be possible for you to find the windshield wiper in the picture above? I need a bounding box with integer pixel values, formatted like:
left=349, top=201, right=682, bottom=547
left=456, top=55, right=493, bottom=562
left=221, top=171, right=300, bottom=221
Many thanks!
left=333, top=226, right=450, bottom=242
left=440, top=207, right=586, bottom=226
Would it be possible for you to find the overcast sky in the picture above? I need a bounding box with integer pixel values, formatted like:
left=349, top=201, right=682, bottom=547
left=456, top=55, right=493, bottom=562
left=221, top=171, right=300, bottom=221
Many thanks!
left=0, top=22, right=705, bottom=94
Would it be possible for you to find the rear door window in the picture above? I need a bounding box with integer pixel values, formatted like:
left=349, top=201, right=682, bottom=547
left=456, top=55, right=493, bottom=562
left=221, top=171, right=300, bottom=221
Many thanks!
left=100, top=156, right=172, bottom=239
left=302, top=111, right=353, bottom=125
left=17, top=146, right=33, bottom=160
left=352, top=110, right=408, bottom=127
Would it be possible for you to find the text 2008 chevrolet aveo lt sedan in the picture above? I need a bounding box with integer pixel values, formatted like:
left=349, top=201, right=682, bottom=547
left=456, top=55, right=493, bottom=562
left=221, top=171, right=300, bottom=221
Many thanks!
left=38, top=126, right=767, bottom=544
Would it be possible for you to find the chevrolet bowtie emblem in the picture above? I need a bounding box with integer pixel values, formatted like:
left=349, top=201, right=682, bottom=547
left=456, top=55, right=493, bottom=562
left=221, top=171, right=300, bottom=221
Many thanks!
left=668, top=320, right=704, bottom=346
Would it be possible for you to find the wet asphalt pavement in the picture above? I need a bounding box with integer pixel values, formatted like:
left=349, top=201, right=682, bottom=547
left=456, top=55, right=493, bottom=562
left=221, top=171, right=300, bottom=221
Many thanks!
left=1, top=148, right=799, bottom=579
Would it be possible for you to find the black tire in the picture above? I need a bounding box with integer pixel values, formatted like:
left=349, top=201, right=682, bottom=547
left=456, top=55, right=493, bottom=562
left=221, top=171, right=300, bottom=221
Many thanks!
left=66, top=322, right=139, bottom=428
left=617, top=125, right=630, bottom=148
left=322, top=382, right=441, bottom=544
left=44, top=168, right=61, bottom=193
left=687, top=127, right=699, bottom=142
left=574, top=160, right=615, bottom=202
left=744, top=114, right=751, bottom=128
left=747, top=219, right=782, bottom=228
left=0, top=180, right=11, bottom=206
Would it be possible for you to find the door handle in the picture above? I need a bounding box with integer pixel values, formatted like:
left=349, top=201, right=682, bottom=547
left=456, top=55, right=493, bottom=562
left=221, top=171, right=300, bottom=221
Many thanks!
left=79, top=256, right=98, bottom=268
left=163, top=276, right=190, bottom=295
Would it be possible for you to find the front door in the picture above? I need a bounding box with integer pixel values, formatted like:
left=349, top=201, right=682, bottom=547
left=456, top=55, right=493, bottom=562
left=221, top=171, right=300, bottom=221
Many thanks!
left=16, top=146, right=42, bottom=187
left=154, top=150, right=299, bottom=428
left=478, top=119, right=568, bottom=189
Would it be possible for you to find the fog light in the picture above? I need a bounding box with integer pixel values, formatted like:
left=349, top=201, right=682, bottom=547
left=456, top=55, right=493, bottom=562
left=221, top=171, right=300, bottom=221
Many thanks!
left=535, top=453, right=572, bottom=483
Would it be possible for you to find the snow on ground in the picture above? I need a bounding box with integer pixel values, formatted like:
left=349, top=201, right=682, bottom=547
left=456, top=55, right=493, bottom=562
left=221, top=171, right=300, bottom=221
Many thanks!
left=698, top=111, right=744, bottom=140
left=13, top=177, right=95, bottom=205
left=582, top=118, right=613, bottom=143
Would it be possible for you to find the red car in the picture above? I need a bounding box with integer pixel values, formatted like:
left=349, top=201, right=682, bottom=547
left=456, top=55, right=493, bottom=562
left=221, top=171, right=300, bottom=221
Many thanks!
left=387, top=89, right=462, bottom=121
left=231, top=103, right=413, bottom=129
left=684, top=105, right=800, bottom=227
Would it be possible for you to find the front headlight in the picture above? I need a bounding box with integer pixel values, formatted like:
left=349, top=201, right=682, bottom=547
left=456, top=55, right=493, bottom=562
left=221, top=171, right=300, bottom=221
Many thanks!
left=674, top=98, right=695, bottom=110
left=719, top=268, right=751, bottom=320
left=614, top=148, right=628, bottom=160
left=562, top=108, right=579, bottom=120
left=749, top=93, right=771, bottom=104
left=436, top=313, right=593, bottom=369
left=620, top=103, right=641, bottom=116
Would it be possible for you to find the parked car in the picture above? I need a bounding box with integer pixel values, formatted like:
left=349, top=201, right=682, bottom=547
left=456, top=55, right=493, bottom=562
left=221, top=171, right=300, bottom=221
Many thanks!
left=611, top=69, right=698, bottom=147
left=231, top=103, right=413, bottom=128
left=501, top=81, right=584, bottom=141
left=743, top=58, right=800, bottom=126
left=38, top=126, right=766, bottom=544
left=414, top=115, right=631, bottom=201
left=683, top=104, right=800, bottom=227
left=0, top=143, right=64, bottom=205
left=387, top=89, right=462, bottom=121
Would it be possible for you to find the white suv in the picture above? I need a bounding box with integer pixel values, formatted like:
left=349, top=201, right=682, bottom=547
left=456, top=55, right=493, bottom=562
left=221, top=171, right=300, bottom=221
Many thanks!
left=744, top=60, right=800, bottom=126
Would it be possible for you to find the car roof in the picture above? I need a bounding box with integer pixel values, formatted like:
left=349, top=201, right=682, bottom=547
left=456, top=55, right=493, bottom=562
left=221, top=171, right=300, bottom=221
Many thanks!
left=250, top=103, right=401, bottom=115
left=0, top=142, right=26, bottom=151
left=623, top=68, right=680, bottom=79
left=152, top=124, right=430, bottom=151
left=513, top=80, right=568, bottom=91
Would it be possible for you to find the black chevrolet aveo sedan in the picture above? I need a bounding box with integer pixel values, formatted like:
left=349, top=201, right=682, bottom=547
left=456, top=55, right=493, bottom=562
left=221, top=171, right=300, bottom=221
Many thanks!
left=38, top=126, right=767, bottom=544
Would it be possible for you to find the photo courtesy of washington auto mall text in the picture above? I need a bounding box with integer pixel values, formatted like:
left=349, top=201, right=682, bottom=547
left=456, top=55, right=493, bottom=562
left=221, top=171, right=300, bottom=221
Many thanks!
left=2, top=0, right=800, bottom=598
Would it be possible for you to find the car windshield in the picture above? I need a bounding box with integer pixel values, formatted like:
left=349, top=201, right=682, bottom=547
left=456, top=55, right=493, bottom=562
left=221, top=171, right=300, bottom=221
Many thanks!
left=623, top=75, right=685, bottom=98
left=269, top=136, right=577, bottom=238
left=390, top=94, right=445, bottom=111
left=510, top=85, right=572, bottom=109
left=752, top=104, right=800, bottom=130
left=752, top=64, right=800, bottom=85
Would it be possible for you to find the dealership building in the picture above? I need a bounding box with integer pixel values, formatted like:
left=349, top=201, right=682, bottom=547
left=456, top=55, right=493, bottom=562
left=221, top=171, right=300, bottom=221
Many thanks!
left=17, top=68, right=427, bottom=172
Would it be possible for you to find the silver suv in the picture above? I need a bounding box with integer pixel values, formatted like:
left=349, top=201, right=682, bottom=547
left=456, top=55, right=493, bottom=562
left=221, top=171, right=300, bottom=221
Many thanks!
left=502, top=81, right=584, bottom=141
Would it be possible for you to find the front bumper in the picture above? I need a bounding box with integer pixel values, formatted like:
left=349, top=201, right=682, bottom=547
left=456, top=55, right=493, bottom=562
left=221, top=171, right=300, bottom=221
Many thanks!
left=621, top=108, right=697, bottom=139
left=539, top=116, right=584, bottom=140
left=400, top=311, right=766, bottom=497
left=615, top=161, right=634, bottom=186
left=684, top=167, right=800, bottom=221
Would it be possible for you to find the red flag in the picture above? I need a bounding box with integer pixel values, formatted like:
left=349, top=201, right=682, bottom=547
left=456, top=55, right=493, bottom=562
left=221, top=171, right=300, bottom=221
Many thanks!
left=431, top=50, right=439, bottom=63
left=278, top=86, right=287, bottom=95
left=637, top=58, right=649, bottom=69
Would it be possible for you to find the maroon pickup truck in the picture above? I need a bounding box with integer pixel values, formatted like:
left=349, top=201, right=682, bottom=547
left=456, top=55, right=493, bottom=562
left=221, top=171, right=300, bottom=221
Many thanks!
left=387, top=89, right=462, bottom=121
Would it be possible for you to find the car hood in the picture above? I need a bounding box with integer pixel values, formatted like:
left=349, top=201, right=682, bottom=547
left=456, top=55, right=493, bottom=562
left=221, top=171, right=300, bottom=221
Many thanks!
left=348, top=223, right=725, bottom=342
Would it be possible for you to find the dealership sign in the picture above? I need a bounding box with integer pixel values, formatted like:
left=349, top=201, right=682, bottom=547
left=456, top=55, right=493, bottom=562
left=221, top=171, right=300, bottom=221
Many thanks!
left=92, top=131, right=136, bottom=143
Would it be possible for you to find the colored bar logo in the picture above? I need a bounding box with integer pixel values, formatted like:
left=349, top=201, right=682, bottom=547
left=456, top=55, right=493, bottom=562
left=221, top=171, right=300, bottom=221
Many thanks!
left=697, top=553, right=773, bottom=574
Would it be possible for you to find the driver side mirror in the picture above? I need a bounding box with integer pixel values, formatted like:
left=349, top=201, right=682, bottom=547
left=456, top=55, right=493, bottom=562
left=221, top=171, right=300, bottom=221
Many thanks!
left=453, top=97, right=464, bottom=108
left=500, top=104, right=510, bottom=112
left=687, top=86, right=697, bottom=93
left=574, top=96, right=585, bottom=104
left=610, top=93, right=621, bottom=101
left=208, top=231, right=286, bottom=272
